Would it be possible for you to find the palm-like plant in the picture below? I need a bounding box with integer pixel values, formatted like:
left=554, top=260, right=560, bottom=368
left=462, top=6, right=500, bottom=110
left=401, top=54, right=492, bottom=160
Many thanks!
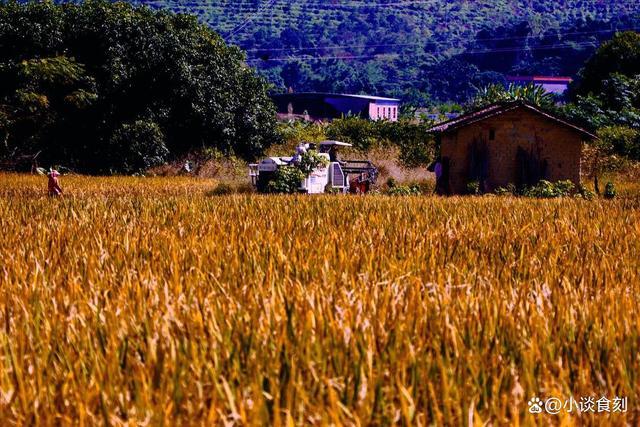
left=471, top=83, right=556, bottom=109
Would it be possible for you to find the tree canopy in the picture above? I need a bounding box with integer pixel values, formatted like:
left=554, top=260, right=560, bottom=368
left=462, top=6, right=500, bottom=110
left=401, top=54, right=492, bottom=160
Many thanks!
left=564, top=32, right=640, bottom=131
left=573, top=31, right=640, bottom=97
left=563, top=31, right=640, bottom=161
left=0, top=0, right=279, bottom=173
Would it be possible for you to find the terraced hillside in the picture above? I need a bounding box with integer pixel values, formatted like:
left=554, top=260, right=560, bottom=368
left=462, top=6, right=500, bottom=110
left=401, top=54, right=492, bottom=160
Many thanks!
left=98, top=1, right=640, bottom=101
left=137, top=1, right=638, bottom=47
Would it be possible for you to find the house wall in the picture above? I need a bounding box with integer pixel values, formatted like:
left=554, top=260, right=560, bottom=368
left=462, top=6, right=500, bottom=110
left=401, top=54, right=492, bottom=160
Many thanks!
left=440, top=108, right=584, bottom=194
left=369, top=101, right=399, bottom=121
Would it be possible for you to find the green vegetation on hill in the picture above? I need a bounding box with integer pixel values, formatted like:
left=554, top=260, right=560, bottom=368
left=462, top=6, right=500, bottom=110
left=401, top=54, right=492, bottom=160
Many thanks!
left=129, top=0, right=640, bottom=104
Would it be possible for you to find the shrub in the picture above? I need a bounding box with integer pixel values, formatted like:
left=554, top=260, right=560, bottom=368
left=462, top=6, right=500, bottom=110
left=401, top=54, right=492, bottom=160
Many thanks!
left=108, top=120, right=169, bottom=174
left=266, top=166, right=306, bottom=194
left=523, top=180, right=575, bottom=198
left=326, top=117, right=436, bottom=168
left=387, top=184, right=421, bottom=196
left=466, top=181, right=480, bottom=195
left=209, top=182, right=255, bottom=195
left=326, top=116, right=376, bottom=150
left=494, top=183, right=517, bottom=196
left=277, top=121, right=327, bottom=147
left=259, top=149, right=329, bottom=194
left=604, top=182, right=617, bottom=199
left=596, top=126, right=640, bottom=161
left=396, top=138, right=434, bottom=168
left=297, top=150, right=329, bottom=175
left=209, top=183, right=235, bottom=195
left=553, top=180, right=576, bottom=196
left=576, top=184, right=596, bottom=200
left=258, top=150, right=329, bottom=194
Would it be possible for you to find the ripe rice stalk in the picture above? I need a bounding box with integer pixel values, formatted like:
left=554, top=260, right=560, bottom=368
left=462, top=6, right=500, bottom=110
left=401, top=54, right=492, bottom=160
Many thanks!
left=0, top=173, right=638, bottom=425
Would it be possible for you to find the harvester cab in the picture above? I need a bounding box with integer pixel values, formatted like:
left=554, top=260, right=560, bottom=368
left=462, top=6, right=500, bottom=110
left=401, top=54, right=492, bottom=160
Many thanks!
left=249, top=140, right=378, bottom=194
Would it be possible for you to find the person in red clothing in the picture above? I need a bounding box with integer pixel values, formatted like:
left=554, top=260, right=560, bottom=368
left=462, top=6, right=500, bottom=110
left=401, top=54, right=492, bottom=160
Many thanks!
left=47, top=169, right=63, bottom=197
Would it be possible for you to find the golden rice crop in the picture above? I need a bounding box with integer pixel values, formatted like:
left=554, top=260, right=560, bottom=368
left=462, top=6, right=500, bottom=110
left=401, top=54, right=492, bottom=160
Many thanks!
left=0, top=173, right=639, bottom=426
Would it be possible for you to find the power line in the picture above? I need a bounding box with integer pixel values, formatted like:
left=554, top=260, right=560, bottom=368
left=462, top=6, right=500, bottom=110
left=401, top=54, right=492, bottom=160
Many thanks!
left=246, top=40, right=604, bottom=64
left=243, top=26, right=639, bottom=54
left=225, top=0, right=279, bottom=39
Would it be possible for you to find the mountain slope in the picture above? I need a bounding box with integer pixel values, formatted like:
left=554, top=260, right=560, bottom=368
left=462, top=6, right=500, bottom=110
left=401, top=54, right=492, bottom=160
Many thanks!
left=104, top=1, right=640, bottom=102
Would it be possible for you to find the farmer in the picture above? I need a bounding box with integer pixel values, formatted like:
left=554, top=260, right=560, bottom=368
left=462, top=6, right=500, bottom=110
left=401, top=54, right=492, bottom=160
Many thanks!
left=47, top=169, right=63, bottom=197
left=328, top=145, right=338, bottom=162
left=290, top=142, right=309, bottom=165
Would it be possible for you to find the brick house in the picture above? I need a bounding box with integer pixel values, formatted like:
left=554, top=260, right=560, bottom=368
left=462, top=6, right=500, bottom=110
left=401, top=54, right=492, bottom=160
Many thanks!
left=429, top=101, right=595, bottom=195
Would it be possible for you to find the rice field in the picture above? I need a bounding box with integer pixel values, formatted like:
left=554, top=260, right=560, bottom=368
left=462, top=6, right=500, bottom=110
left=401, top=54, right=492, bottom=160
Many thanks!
left=1, top=173, right=639, bottom=425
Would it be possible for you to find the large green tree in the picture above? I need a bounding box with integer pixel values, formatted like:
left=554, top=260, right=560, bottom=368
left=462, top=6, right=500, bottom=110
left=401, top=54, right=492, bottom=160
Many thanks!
left=563, top=31, right=640, bottom=161
left=565, top=31, right=640, bottom=130
left=0, top=0, right=279, bottom=173
left=572, top=31, right=640, bottom=97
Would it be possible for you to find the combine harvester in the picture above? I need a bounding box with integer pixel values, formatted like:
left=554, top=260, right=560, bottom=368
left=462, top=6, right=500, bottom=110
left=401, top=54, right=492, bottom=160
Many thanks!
left=249, top=141, right=378, bottom=194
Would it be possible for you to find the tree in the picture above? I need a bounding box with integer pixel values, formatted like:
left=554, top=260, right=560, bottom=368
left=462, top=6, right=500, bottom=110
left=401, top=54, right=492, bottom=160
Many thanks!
left=572, top=31, right=640, bottom=97
left=2, top=56, right=98, bottom=166
left=0, top=0, right=278, bottom=173
left=597, top=126, right=640, bottom=161
left=281, top=61, right=316, bottom=92
left=562, top=33, right=640, bottom=161
left=108, top=120, right=169, bottom=173
left=420, top=58, right=482, bottom=103
left=589, top=131, right=615, bottom=195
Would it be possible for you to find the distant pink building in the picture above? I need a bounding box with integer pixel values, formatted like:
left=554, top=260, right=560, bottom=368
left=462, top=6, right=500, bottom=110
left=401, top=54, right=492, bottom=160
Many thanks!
left=506, top=76, right=573, bottom=96
left=368, top=97, right=400, bottom=121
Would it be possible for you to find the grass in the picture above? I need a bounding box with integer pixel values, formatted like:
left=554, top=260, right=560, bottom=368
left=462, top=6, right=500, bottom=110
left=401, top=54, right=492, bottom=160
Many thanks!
left=0, top=173, right=639, bottom=425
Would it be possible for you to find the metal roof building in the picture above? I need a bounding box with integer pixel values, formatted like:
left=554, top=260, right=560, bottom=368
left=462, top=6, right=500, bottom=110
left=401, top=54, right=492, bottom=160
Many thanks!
left=271, top=92, right=401, bottom=122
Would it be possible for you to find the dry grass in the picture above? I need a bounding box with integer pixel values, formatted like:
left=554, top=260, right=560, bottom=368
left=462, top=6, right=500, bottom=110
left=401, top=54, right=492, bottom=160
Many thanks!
left=0, top=173, right=639, bottom=425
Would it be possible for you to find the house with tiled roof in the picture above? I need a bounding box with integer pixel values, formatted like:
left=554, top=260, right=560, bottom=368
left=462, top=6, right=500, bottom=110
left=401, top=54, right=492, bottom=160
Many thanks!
left=429, top=101, right=595, bottom=195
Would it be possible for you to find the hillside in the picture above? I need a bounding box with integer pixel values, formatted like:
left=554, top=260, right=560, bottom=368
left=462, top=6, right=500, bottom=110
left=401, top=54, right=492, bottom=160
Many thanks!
left=137, top=1, right=639, bottom=48
left=127, top=0, right=640, bottom=103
